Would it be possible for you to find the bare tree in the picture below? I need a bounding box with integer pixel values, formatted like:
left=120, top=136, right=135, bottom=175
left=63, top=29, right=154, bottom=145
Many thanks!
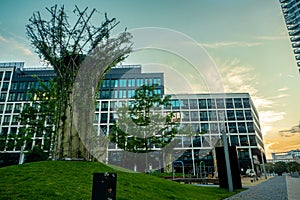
left=26, top=5, right=132, bottom=160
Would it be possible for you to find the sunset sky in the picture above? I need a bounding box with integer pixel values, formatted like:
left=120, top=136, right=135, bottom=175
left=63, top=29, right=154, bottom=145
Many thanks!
left=0, top=0, right=299, bottom=158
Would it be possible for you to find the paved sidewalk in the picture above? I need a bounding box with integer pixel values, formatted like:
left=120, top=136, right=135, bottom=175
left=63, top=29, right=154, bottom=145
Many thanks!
left=226, top=176, right=289, bottom=200
left=286, top=176, right=300, bottom=200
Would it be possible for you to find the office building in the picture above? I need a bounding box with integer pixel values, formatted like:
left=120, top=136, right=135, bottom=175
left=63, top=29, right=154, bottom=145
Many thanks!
left=279, top=0, right=300, bottom=73
left=0, top=62, right=265, bottom=176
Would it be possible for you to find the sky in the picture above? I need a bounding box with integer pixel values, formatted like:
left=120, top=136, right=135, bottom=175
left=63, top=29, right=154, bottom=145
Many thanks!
left=0, top=0, right=300, bottom=159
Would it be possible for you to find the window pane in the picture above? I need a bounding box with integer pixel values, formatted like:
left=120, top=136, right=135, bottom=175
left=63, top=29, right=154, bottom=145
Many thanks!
left=216, top=98, right=225, bottom=108
left=245, top=110, right=252, bottom=120
left=234, top=98, right=243, bottom=108
left=207, top=99, right=216, bottom=109
left=243, top=98, right=250, bottom=108
left=200, top=111, right=208, bottom=121
left=226, top=98, right=234, bottom=108
left=238, top=122, right=247, bottom=133
left=198, top=99, right=207, bottom=109
left=228, top=122, right=237, bottom=133
left=227, top=110, right=235, bottom=120
left=236, top=110, right=245, bottom=120
left=230, top=135, right=239, bottom=146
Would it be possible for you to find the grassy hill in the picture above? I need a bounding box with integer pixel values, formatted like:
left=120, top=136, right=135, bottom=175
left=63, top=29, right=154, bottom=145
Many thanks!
left=0, top=161, right=238, bottom=199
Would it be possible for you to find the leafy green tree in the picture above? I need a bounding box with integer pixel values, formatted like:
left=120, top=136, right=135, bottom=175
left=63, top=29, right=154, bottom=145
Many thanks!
left=274, top=161, right=288, bottom=175
left=287, top=161, right=300, bottom=172
left=110, top=85, right=178, bottom=153
left=26, top=5, right=132, bottom=159
left=18, top=79, right=57, bottom=158
left=25, top=145, right=48, bottom=163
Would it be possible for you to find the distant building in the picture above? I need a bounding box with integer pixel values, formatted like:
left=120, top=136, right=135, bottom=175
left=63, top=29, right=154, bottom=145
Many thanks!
left=268, top=149, right=300, bottom=163
left=0, top=62, right=266, bottom=176
left=279, top=0, right=300, bottom=73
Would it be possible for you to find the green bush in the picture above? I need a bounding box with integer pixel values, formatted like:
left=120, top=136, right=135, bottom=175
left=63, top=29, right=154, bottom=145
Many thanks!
left=25, top=145, right=48, bottom=163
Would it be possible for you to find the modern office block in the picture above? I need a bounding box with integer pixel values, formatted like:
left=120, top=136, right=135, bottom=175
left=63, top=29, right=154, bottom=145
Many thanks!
left=0, top=62, right=266, bottom=177
left=279, top=0, right=300, bottom=73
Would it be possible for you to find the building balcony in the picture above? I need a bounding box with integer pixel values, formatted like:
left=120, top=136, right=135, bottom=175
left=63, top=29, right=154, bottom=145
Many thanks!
left=294, top=48, right=300, bottom=54
left=295, top=55, right=300, bottom=60
left=292, top=42, right=300, bottom=48
left=289, top=28, right=300, bottom=36
left=291, top=35, right=300, bottom=42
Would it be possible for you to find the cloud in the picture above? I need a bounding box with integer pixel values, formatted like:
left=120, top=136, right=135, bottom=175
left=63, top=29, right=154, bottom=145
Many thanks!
left=277, top=87, right=289, bottom=92
left=218, top=58, right=287, bottom=136
left=0, top=34, right=8, bottom=42
left=279, top=122, right=300, bottom=137
left=0, top=34, right=37, bottom=64
left=200, top=41, right=261, bottom=49
left=255, top=35, right=287, bottom=41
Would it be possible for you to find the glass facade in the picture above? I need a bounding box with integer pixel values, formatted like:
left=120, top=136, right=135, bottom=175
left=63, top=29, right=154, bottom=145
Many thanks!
left=279, top=0, right=300, bottom=73
left=0, top=62, right=265, bottom=174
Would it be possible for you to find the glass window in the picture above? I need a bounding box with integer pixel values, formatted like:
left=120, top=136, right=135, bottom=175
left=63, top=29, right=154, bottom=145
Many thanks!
left=207, top=99, right=216, bottom=109
left=154, top=89, right=161, bottom=95
left=210, top=123, right=219, bottom=133
left=100, top=90, right=110, bottom=99
left=128, top=90, right=135, bottom=98
left=110, top=101, right=117, bottom=111
left=243, top=98, right=250, bottom=108
left=171, top=99, right=180, bottom=109
left=236, top=110, right=245, bottom=120
left=100, top=113, right=108, bottom=123
left=192, top=123, right=200, bottom=132
left=101, top=101, right=108, bottom=111
left=200, top=111, right=208, bottom=121
left=5, top=104, right=13, bottom=112
left=2, top=82, right=9, bottom=91
left=189, top=99, right=198, bottom=109
left=238, top=149, right=250, bottom=159
left=102, top=80, right=110, bottom=88
left=216, top=98, right=225, bottom=108
left=247, top=122, right=255, bottom=133
left=245, top=110, right=252, bottom=120
left=230, top=135, right=239, bottom=146
left=200, top=123, right=209, bottom=133
left=4, top=71, right=11, bottom=80
left=193, top=136, right=202, bottom=147
left=94, top=113, right=99, bottom=123
left=234, top=98, right=243, bottom=108
left=181, top=111, right=190, bottom=121
left=0, top=72, right=3, bottom=80
left=0, top=93, right=7, bottom=101
left=19, top=82, right=27, bottom=90
left=119, top=90, right=126, bottom=98
left=111, top=79, right=119, bottom=88
left=198, top=99, right=207, bottom=109
left=14, top=104, right=22, bottom=112
left=119, top=79, right=127, bottom=87
left=3, top=115, right=10, bottom=123
left=228, top=122, right=237, bottom=133
left=153, top=78, right=161, bottom=86
left=226, top=110, right=235, bottom=120
left=238, top=122, right=247, bottom=133
left=145, top=78, right=152, bottom=86
left=0, top=104, right=4, bottom=112
left=190, top=111, right=199, bottom=121
left=208, top=111, right=217, bottom=121
left=226, top=98, right=234, bottom=108
left=249, top=135, right=256, bottom=146
left=128, top=79, right=135, bottom=87
left=217, top=110, right=226, bottom=121
left=100, top=125, right=107, bottom=135
left=112, top=91, right=118, bottom=99
left=180, top=99, right=188, bottom=109
left=136, top=79, right=144, bottom=87
left=8, top=93, right=16, bottom=101
left=11, top=82, right=17, bottom=90
left=240, top=136, right=249, bottom=146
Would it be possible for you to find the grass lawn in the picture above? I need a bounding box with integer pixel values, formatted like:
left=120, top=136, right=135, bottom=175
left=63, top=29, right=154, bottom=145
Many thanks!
left=0, top=161, right=241, bottom=199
